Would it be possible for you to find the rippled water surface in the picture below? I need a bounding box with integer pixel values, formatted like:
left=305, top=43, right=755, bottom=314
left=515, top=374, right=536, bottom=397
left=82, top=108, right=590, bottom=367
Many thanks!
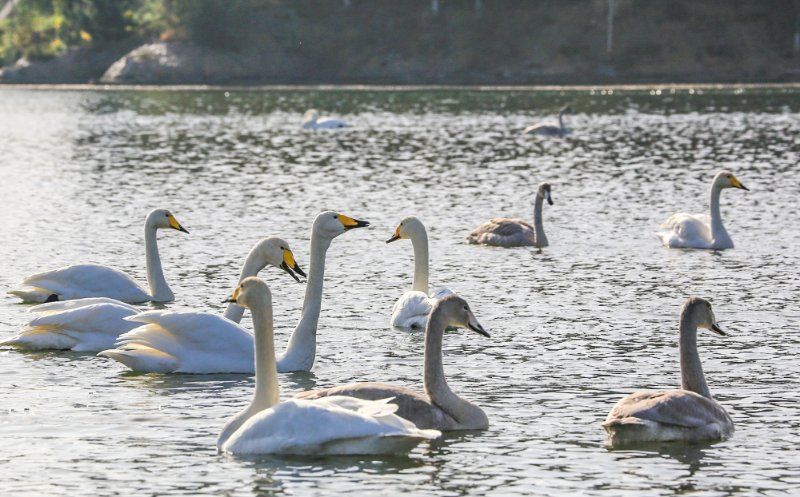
left=1, top=87, right=799, bottom=496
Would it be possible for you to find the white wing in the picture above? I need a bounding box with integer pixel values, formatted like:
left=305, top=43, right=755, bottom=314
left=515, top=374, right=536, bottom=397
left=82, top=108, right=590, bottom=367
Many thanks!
left=99, top=310, right=254, bottom=373
left=1, top=302, right=139, bottom=352
left=657, top=213, right=713, bottom=248
left=390, top=288, right=457, bottom=329
left=222, top=396, right=440, bottom=456
left=9, top=264, right=150, bottom=303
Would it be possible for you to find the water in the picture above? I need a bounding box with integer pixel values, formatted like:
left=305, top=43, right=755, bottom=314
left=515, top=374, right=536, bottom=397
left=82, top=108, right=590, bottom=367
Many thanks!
left=1, top=87, right=799, bottom=496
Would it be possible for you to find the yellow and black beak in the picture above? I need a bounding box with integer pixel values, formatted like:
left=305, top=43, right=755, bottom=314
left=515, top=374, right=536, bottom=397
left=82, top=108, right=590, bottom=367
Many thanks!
left=710, top=323, right=727, bottom=336
left=280, top=249, right=306, bottom=283
left=730, top=176, right=749, bottom=191
left=224, top=286, right=241, bottom=304
left=338, top=213, right=370, bottom=231
left=168, top=213, right=189, bottom=234
left=386, top=226, right=401, bottom=244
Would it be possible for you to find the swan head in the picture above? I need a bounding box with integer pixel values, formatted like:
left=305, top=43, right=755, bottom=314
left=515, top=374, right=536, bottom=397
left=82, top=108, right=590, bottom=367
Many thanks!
left=146, top=209, right=189, bottom=233
left=537, top=183, right=554, bottom=205
left=303, top=109, right=319, bottom=124
left=251, top=237, right=306, bottom=282
left=714, top=170, right=749, bottom=191
left=313, top=211, right=370, bottom=240
left=386, top=216, right=426, bottom=243
left=433, top=295, right=490, bottom=338
left=559, top=105, right=573, bottom=115
left=226, top=276, right=271, bottom=310
left=682, top=297, right=726, bottom=336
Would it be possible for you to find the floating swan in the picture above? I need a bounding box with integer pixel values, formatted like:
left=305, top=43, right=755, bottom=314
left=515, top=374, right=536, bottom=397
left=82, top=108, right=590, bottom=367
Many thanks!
left=603, top=297, right=734, bottom=446
left=466, top=182, right=553, bottom=247
left=99, top=212, right=368, bottom=373
left=8, top=209, right=188, bottom=303
left=297, top=294, right=490, bottom=431
left=523, top=106, right=572, bottom=137
left=3, top=238, right=301, bottom=353
left=217, top=276, right=440, bottom=456
left=657, top=171, right=749, bottom=250
left=387, top=217, right=455, bottom=329
left=302, top=109, right=348, bottom=129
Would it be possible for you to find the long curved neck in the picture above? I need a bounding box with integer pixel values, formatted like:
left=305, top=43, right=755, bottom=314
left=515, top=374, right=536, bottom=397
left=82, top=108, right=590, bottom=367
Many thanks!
left=223, top=249, right=265, bottom=323
left=144, top=225, right=173, bottom=302
left=558, top=111, right=565, bottom=131
left=679, top=313, right=711, bottom=398
left=708, top=183, right=728, bottom=241
left=533, top=194, right=547, bottom=246
left=251, top=299, right=280, bottom=410
left=279, top=232, right=330, bottom=370
left=423, top=312, right=485, bottom=426
left=410, top=228, right=430, bottom=294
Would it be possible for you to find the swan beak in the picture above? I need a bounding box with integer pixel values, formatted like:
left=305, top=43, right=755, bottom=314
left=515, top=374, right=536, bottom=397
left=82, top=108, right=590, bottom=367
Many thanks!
left=467, top=317, right=490, bottom=338
left=545, top=190, right=554, bottom=206
left=386, top=227, right=401, bottom=243
left=224, top=286, right=242, bottom=304
left=338, top=214, right=370, bottom=231
left=168, top=214, right=189, bottom=234
left=731, top=176, right=749, bottom=191
left=710, top=323, right=727, bottom=336
left=281, top=249, right=306, bottom=282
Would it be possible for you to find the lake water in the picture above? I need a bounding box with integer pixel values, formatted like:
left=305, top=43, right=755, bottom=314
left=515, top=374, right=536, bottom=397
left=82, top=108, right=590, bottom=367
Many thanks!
left=1, top=86, right=799, bottom=496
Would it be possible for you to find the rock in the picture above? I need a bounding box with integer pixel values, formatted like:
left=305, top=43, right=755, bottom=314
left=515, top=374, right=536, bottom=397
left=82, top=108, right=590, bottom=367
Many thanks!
left=101, top=41, right=300, bottom=84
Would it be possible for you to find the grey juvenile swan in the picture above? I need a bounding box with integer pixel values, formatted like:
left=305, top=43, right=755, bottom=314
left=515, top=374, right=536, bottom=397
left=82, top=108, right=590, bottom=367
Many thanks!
left=603, top=297, right=734, bottom=447
left=466, top=182, right=553, bottom=247
left=523, top=106, right=572, bottom=137
left=296, top=294, right=490, bottom=431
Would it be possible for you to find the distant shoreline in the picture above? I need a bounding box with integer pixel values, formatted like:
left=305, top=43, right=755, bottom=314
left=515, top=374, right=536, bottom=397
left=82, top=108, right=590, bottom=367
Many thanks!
left=3, top=82, right=800, bottom=92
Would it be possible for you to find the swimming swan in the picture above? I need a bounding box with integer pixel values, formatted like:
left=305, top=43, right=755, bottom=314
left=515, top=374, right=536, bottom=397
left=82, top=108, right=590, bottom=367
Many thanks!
left=217, top=276, right=440, bottom=456
left=302, top=109, right=348, bottom=129
left=523, top=106, right=572, bottom=137
left=466, top=182, right=553, bottom=247
left=603, top=297, right=734, bottom=447
left=387, top=217, right=454, bottom=329
left=657, top=170, right=749, bottom=250
left=297, top=294, right=490, bottom=431
left=99, top=212, right=369, bottom=373
left=2, top=238, right=302, bottom=353
left=8, top=209, right=188, bottom=303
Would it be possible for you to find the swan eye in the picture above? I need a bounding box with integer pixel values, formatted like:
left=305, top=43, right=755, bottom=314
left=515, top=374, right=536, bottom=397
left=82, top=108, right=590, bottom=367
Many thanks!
left=463, top=305, right=469, bottom=311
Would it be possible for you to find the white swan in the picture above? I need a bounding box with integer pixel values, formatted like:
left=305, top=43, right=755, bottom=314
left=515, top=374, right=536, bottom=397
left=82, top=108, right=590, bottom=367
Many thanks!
left=302, top=109, right=348, bottom=129
left=99, top=212, right=369, bottom=373
left=2, top=238, right=302, bottom=353
left=8, top=209, right=188, bottom=303
left=298, top=294, right=490, bottom=431
left=657, top=170, right=749, bottom=250
left=523, top=106, right=572, bottom=137
left=386, top=217, right=454, bottom=329
left=603, top=297, right=734, bottom=446
left=217, top=276, right=440, bottom=456
left=466, top=182, right=553, bottom=247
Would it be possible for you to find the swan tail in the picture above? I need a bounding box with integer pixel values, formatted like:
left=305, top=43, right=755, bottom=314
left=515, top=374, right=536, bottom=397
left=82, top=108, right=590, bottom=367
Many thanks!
left=0, top=326, right=78, bottom=350
left=8, top=287, right=55, bottom=303
left=98, top=345, right=179, bottom=373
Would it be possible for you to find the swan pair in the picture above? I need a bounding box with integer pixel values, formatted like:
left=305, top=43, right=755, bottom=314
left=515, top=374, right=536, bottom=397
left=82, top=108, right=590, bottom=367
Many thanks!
left=604, top=297, right=734, bottom=446
left=658, top=170, right=749, bottom=250
left=216, top=277, right=442, bottom=456
left=523, top=106, right=572, bottom=137
left=302, top=109, right=348, bottom=129
left=8, top=209, right=188, bottom=303
left=98, top=211, right=369, bottom=373
left=1, top=237, right=305, bottom=352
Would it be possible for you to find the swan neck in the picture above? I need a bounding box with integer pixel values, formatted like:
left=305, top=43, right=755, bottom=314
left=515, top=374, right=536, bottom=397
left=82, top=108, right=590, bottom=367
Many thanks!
left=679, top=313, right=712, bottom=398
left=410, top=228, right=430, bottom=294
left=222, top=248, right=265, bottom=323
left=144, top=225, right=173, bottom=302
left=558, top=112, right=565, bottom=130
left=281, top=232, right=330, bottom=368
left=251, top=299, right=279, bottom=409
left=709, top=183, right=727, bottom=240
left=533, top=194, right=547, bottom=246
